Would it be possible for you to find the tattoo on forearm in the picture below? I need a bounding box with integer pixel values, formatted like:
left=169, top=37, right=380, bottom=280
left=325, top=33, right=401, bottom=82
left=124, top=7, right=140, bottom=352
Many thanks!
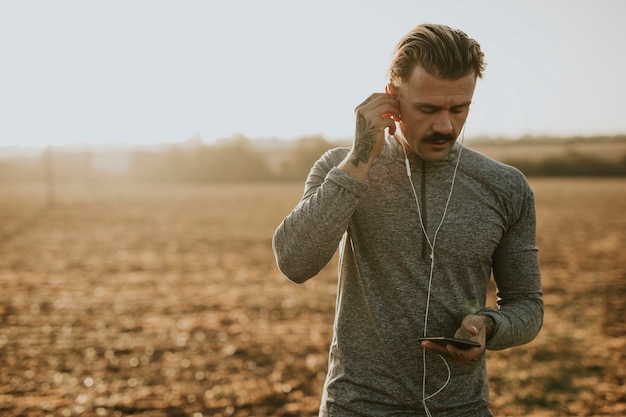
left=351, top=113, right=375, bottom=167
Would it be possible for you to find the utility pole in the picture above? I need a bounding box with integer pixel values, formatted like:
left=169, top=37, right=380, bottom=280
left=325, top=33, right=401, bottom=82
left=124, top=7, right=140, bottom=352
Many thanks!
left=44, top=147, right=55, bottom=207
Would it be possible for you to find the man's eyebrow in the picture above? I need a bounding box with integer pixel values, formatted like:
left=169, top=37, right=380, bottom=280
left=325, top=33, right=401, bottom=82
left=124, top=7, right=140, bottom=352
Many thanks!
left=415, top=101, right=472, bottom=110
left=452, top=101, right=473, bottom=109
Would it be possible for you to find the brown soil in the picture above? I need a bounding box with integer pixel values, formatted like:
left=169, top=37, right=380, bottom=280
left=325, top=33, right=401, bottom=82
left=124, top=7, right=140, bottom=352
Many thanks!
left=0, top=179, right=624, bottom=416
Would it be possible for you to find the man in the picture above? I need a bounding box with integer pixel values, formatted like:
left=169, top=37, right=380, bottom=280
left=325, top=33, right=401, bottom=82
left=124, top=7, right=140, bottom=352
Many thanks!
left=272, top=23, right=543, bottom=416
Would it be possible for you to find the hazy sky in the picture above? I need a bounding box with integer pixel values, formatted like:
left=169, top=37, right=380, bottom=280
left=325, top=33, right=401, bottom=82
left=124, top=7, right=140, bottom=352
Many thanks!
left=1, top=0, right=625, bottom=147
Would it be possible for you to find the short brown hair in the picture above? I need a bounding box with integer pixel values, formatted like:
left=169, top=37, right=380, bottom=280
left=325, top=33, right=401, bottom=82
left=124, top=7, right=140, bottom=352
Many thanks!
left=388, top=23, right=486, bottom=85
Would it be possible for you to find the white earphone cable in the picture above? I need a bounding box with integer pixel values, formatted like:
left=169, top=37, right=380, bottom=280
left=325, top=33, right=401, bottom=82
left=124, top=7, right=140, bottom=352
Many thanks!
left=397, top=128, right=466, bottom=414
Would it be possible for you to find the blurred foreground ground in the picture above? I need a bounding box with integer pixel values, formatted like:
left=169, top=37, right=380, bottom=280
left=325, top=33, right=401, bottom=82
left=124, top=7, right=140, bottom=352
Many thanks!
left=0, top=179, right=624, bottom=416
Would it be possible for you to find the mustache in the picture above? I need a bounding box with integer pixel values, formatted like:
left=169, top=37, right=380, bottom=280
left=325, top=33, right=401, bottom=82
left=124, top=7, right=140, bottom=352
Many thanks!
left=422, top=132, right=456, bottom=143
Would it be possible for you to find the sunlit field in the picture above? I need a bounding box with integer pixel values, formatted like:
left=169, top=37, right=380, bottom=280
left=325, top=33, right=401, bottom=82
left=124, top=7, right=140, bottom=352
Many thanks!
left=0, top=179, right=624, bottom=416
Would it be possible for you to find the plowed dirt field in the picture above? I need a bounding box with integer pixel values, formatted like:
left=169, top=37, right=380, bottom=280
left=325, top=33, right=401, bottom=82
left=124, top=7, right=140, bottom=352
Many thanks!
left=1, top=179, right=624, bottom=416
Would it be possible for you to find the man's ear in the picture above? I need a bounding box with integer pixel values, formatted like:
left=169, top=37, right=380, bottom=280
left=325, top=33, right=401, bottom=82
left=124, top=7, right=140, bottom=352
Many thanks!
left=386, top=84, right=398, bottom=98
left=386, top=84, right=401, bottom=122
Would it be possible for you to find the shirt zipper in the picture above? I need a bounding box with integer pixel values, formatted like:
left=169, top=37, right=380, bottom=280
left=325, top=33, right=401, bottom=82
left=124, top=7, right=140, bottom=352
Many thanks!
left=421, top=159, right=428, bottom=259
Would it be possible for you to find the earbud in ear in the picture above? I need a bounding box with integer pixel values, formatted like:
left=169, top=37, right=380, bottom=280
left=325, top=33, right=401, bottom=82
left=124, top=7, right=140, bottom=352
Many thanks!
left=385, top=84, right=401, bottom=122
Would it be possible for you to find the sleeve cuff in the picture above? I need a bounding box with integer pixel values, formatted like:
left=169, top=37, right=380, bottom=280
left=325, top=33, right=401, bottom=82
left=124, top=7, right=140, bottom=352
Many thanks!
left=476, top=307, right=500, bottom=349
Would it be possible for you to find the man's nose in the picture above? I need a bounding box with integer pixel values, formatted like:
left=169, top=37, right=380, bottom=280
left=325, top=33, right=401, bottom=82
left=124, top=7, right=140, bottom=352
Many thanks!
left=433, top=111, right=453, bottom=134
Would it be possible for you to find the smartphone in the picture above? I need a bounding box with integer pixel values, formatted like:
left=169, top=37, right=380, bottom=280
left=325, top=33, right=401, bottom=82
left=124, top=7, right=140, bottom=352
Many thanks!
left=419, top=337, right=481, bottom=350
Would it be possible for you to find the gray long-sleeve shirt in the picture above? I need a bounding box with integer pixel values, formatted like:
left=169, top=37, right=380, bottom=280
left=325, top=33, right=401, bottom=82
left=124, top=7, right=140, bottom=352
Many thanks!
left=273, top=135, right=543, bottom=416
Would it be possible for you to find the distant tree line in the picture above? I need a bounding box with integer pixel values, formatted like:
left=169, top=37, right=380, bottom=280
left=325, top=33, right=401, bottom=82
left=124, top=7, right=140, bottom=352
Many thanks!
left=502, top=153, right=626, bottom=177
left=129, top=135, right=335, bottom=182
left=0, top=148, right=94, bottom=182
left=475, top=134, right=626, bottom=176
left=1, top=135, right=625, bottom=183
left=131, top=137, right=275, bottom=182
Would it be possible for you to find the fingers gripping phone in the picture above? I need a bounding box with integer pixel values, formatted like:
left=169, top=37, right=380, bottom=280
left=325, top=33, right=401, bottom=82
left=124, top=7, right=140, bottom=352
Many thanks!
left=419, top=337, right=481, bottom=350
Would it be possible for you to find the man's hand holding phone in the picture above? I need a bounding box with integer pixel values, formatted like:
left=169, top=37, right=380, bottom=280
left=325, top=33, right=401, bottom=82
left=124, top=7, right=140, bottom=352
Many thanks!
left=420, top=314, right=490, bottom=365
